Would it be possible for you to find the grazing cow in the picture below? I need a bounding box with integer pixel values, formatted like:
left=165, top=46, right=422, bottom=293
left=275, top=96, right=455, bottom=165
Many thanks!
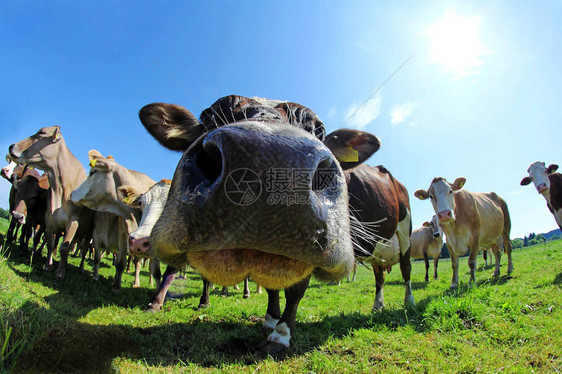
left=339, top=160, right=414, bottom=311
left=410, top=215, right=443, bottom=281
left=11, top=174, right=49, bottom=256
left=9, top=126, right=95, bottom=280
left=137, top=95, right=379, bottom=353
left=521, top=162, right=562, bottom=230
left=70, top=150, right=156, bottom=289
left=415, top=177, right=513, bottom=289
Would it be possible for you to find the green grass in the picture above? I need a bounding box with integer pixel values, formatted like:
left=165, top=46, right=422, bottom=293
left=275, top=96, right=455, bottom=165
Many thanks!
left=0, top=219, right=560, bottom=373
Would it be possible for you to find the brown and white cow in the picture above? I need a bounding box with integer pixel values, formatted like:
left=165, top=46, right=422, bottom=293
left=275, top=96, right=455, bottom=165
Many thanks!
left=70, top=150, right=156, bottom=289
left=9, top=126, right=95, bottom=281
left=410, top=215, right=443, bottom=282
left=521, top=162, right=562, bottom=230
left=415, top=177, right=513, bottom=289
left=137, top=95, right=380, bottom=353
left=11, top=173, right=49, bottom=256
left=336, top=158, right=415, bottom=311
left=1, top=158, right=41, bottom=245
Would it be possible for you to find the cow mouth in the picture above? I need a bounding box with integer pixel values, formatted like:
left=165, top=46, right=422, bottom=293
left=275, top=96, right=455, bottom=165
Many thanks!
left=187, top=248, right=315, bottom=290
left=538, top=187, right=549, bottom=195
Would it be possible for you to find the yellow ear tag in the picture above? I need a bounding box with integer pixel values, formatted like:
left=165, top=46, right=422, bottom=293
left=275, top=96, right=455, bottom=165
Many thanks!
left=28, top=166, right=34, bottom=170
left=337, top=146, right=359, bottom=162
left=123, top=196, right=131, bottom=204
left=89, top=159, right=97, bottom=168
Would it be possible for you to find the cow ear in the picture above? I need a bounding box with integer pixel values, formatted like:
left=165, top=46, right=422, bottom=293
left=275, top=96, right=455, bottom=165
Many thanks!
left=547, top=164, right=559, bottom=174
left=117, top=185, right=142, bottom=208
left=414, top=189, right=429, bottom=200
left=52, top=126, right=61, bottom=143
left=520, top=177, right=532, bottom=186
left=452, top=177, right=466, bottom=191
left=5, top=154, right=11, bottom=163
left=324, top=129, right=380, bottom=170
left=88, top=150, right=111, bottom=172
left=422, top=221, right=431, bottom=227
left=139, top=103, right=205, bottom=152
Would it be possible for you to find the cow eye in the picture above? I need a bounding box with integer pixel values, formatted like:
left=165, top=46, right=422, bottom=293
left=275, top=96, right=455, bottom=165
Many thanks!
left=429, top=195, right=433, bottom=200
left=449, top=189, right=453, bottom=194
left=89, top=169, right=97, bottom=176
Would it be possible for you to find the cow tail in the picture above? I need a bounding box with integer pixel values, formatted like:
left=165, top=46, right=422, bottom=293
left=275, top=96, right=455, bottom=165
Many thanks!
left=498, top=197, right=512, bottom=254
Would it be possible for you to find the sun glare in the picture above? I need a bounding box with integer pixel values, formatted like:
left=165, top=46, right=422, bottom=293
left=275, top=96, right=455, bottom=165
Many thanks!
left=426, top=11, right=488, bottom=79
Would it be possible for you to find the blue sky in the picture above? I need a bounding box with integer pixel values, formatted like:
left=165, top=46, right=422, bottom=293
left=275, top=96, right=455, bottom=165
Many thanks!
left=1, top=1, right=561, bottom=238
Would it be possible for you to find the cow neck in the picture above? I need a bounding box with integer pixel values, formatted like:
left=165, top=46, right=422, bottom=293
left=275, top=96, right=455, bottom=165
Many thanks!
left=108, top=163, right=146, bottom=223
left=44, top=139, right=86, bottom=213
left=546, top=173, right=562, bottom=211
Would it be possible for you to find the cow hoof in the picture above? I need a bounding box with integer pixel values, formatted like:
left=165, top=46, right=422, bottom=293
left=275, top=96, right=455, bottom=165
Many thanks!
left=198, top=302, right=210, bottom=309
left=424, top=277, right=429, bottom=282
left=243, top=293, right=250, bottom=299
left=56, top=273, right=65, bottom=283
left=256, top=340, right=287, bottom=355
left=132, top=283, right=140, bottom=289
left=434, top=276, right=439, bottom=280
left=146, top=303, right=162, bottom=313
left=43, top=264, right=53, bottom=272
left=110, top=285, right=121, bottom=293
left=372, top=304, right=384, bottom=312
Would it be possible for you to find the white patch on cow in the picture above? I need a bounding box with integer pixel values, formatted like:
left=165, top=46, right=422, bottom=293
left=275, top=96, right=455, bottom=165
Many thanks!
left=396, top=209, right=411, bottom=255
left=267, top=322, right=291, bottom=347
left=373, top=288, right=384, bottom=310
left=404, top=280, right=415, bottom=306
left=527, top=162, right=551, bottom=194
left=2, top=161, right=17, bottom=180
left=263, top=313, right=279, bottom=329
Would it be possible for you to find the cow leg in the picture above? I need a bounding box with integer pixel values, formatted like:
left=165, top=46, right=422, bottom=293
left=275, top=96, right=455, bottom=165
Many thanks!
left=19, top=223, right=32, bottom=255
left=467, top=244, right=478, bottom=288
left=199, top=277, right=211, bottom=308
left=400, top=249, right=415, bottom=307
left=263, top=289, right=281, bottom=330
left=56, top=219, right=79, bottom=282
left=149, top=259, right=162, bottom=289
left=92, top=244, right=102, bottom=281
left=147, top=265, right=178, bottom=312
left=256, top=283, right=262, bottom=294
left=43, top=232, right=58, bottom=270
left=243, top=277, right=250, bottom=299
left=132, top=257, right=142, bottom=288
left=423, top=251, right=430, bottom=282
left=450, top=252, right=460, bottom=289
left=483, top=250, right=488, bottom=268
left=30, top=226, right=44, bottom=262
left=504, top=241, right=514, bottom=275
left=221, top=286, right=229, bottom=297
left=112, top=222, right=128, bottom=290
left=433, top=257, right=439, bottom=280
left=492, top=246, right=502, bottom=278
left=260, top=276, right=310, bottom=354
left=372, top=264, right=386, bottom=311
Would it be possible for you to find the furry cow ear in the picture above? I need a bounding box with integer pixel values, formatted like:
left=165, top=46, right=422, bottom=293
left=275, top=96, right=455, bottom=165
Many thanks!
left=88, top=150, right=111, bottom=172
left=414, top=190, right=429, bottom=200
left=139, top=103, right=205, bottom=152
left=324, top=129, right=381, bottom=170
left=422, top=221, right=431, bottom=227
left=117, top=185, right=142, bottom=208
left=451, top=177, right=466, bottom=191
left=52, top=126, right=61, bottom=143
left=547, top=164, right=559, bottom=174
left=520, top=177, right=532, bottom=186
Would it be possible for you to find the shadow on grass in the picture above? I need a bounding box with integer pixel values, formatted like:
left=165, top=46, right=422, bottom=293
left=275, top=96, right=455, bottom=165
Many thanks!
left=554, top=272, right=562, bottom=285
left=14, top=295, right=435, bottom=373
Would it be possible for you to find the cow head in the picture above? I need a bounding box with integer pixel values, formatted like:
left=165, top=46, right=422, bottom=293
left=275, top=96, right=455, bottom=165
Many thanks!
left=8, top=126, right=63, bottom=169
left=70, top=150, right=127, bottom=216
left=520, top=161, right=558, bottom=195
left=415, top=177, right=466, bottom=224
left=139, top=95, right=379, bottom=289
left=118, top=179, right=171, bottom=257
left=423, top=215, right=443, bottom=238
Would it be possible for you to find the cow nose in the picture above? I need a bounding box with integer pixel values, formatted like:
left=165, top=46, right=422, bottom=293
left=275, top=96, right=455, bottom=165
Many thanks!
left=437, top=210, right=452, bottom=222
left=129, top=235, right=150, bottom=255
left=433, top=232, right=441, bottom=238
left=537, top=183, right=548, bottom=194
left=11, top=211, right=26, bottom=224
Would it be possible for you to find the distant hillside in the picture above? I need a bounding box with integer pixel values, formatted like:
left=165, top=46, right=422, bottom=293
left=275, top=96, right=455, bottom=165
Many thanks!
left=542, top=228, right=562, bottom=240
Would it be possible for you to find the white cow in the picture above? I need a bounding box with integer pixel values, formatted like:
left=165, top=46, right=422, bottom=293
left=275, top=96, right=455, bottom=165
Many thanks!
left=521, top=162, right=562, bottom=230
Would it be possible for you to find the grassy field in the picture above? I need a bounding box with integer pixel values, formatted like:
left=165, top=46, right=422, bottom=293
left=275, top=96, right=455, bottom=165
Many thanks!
left=0, top=216, right=560, bottom=373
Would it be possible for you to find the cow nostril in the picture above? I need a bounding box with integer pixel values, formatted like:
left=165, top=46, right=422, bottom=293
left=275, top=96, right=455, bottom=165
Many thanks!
left=142, top=241, right=149, bottom=248
left=196, top=142, right=222, bottom=184
left=312, top=158, right=337, bottom=192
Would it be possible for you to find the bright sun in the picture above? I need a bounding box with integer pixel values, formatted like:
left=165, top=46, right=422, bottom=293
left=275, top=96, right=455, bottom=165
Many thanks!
left=426, top=11, right=488, bottom=79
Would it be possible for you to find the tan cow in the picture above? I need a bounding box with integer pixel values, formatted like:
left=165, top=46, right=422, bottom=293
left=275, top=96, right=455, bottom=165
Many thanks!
left=9, top=126, right=94, bottom=281
left=415, top=177, right=513, bottom=289
left=410, top=215, right=443, bottom=282
left=70, top=150, right=155, bottom=289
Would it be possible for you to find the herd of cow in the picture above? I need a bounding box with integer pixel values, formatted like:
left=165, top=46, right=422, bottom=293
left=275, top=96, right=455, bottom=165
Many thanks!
left=2, top=95, right=561, bottom=353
